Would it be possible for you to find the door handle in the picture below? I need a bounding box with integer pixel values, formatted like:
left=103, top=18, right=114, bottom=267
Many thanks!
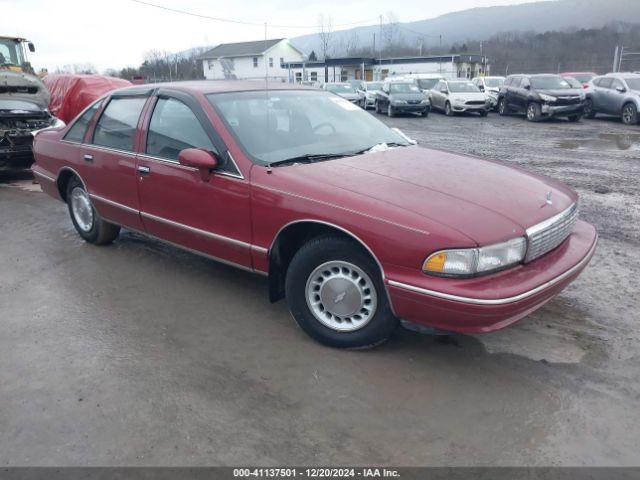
left=137, top=165, right=150, bottom=175
left=83, top=154, right=93, bottom=162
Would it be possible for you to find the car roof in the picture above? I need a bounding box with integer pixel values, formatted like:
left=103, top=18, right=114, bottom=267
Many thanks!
left=112, top=80, right=314, bottom=96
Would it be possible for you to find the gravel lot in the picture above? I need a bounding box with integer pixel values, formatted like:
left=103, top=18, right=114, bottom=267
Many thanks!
left=1, top=111, right=639, bottom=466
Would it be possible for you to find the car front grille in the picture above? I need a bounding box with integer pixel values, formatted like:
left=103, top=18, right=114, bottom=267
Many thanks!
left=466, top=100, right=486, bottom=105
left=555, top=96, right=582, bottom=105
left=525, top=202, right=579, bottom=262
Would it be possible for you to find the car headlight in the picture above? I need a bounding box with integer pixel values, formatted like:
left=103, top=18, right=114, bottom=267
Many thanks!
left=539, top=93, right=557, bottom=103
left=422, top=237, right=527, bottom=277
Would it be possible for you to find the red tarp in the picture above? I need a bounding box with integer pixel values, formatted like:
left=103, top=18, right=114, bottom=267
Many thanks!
left=43, top=74, right=132, bottom=123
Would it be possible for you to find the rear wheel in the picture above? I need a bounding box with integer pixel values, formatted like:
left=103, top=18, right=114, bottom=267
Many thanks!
left=387, top=103, right=394, bottom=117
left=583, top=98, right=596, bottom=119
left=66, top=177, right=120, bottom=245
left=375, top=101, right=381, bottom=114
left=526, top=102, right=542, bottom=122
left=622, top=103, right=638, bottom=125
left=285, top=236, right=397, bottom=349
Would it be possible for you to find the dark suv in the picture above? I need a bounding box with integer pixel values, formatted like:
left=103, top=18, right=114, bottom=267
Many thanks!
left=498, top=74, right=586, bottom=122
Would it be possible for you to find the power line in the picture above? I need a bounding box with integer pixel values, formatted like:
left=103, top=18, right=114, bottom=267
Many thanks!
left=130, top=0, right=379, bottom=29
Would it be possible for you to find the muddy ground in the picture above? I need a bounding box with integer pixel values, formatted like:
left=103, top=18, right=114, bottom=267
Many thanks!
left=0, top=112, right=639, bottom=466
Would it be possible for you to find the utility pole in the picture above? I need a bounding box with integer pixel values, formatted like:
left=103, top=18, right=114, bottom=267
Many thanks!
left=613, top=45, right=620, bottom=73
left=438, top=34, right=442, bottom=74
left=619, top=45, right=625, bottom=72
left=379, top=14, right=383, bottom=81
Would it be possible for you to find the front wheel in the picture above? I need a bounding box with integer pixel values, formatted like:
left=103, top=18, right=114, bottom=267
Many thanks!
left=445, top=102, right=453, bottom=116
left=285, top=236, right=398, bottom=349
left=479, top=110, right=489, bottom=117
left=498, top=98, right=508, bottom=116
left=375, top=101, right=381, bottom=114
left=583, top=99, right=596, bottom=119
left=66, top=177, right=120, bottom=245
left=622, top=103, right=638, bottom=125
left=567, top=115, right=581, bottom=122
left=387, top=104, right=394, bottom=117
left=527, top=102, right=542, bottom=122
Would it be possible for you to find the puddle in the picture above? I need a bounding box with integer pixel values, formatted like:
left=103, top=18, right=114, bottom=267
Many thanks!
left=557, top=133, right=640, bottom=152
left=0, top=179, right=42, bottom=192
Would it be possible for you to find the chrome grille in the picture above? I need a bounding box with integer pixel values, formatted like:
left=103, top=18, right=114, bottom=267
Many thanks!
left=525, top=202, right=578, bottom=262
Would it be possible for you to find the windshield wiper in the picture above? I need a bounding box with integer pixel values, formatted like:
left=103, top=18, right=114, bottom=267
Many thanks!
left=268, top=152, right=353, bottom=167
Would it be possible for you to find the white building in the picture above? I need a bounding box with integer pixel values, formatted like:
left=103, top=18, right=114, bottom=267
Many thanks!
left=199, top=38, right=305, bottom=81
left=284, top=55, right=490, bottom=83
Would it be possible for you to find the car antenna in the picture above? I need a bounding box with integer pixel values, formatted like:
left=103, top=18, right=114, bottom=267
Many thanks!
left=264, top=22, right=273, bottom=174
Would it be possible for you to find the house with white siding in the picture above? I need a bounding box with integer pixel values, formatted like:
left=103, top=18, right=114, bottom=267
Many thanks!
left=198, top=38, right=305, bottom=81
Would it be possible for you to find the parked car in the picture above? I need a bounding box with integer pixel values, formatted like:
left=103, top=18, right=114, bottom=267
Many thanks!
left=429, top=79, right=490, bottom=116
left=32, top=81, right=597, bottom=349
left=396, top=74, right=444, bottom=94
left=347, top=79, right=365, bottom=91
left=498, top=74, right=585, bottom=122
left=375, top=81, right=430, bottom=117
left=356, top=81, right=383, bottom=109
left=584, top=73, right=640, bottom=125
left=562, top=76, right=584, bottom=89
left=322, top=82, right=360, bottom=103
left=472, top=76, right=505, bottom=110
left=560, top=72, right=597, bottom=88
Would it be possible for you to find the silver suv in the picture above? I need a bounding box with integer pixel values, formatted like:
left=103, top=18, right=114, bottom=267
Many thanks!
left=585, top=74, right=640, bottom=125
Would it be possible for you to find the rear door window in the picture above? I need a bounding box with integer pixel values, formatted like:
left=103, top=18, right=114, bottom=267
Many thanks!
left=146, top=97, right=215, bottom=161
left=92, top=97, right=147, bottom=151
left=64, top=99, right=102, bottom=143
left=598, top=78, right=613, bottom=89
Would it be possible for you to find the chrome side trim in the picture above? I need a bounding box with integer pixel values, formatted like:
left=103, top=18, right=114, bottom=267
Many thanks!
left=387, top=234, right=597, bottom=306
left=102, top=219, right=267, bottom=276
left=140, top=211, right=252, bottom=250
left=32, top=170, right=56, bottom=183
left=251, top=244, right=269, bottom=254
left=89, top=193, right=138, bottom=214
left=253, top=184, right=430, bottom=236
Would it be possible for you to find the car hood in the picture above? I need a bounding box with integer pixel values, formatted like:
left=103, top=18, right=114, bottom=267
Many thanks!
left=336, top=92, right=359, bottom=100
left=449, top=92, right=486, bottom=102
left=0, top=70, right=50, bottom=110
left=390, top=93, right=425, bottom=101
left=271, top=146, right=577, bottom=245
left=536, top=88, right=583, bottom=97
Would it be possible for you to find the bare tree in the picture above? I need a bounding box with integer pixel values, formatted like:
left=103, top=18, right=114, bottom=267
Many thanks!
left=343, top=30, right=360, bottom=56
left=317, top=14, right=334, bottom=60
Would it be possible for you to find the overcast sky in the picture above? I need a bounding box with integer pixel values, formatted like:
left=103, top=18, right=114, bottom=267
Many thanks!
left=3, top=0, right=544, bottom=72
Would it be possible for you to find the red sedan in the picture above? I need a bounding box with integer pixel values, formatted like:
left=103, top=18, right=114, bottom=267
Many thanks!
left=32, top=81, right=597, bottom=348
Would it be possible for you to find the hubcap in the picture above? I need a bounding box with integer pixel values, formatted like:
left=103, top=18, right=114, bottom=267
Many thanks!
left=70, top=186, right=94, bottom=232
left=623, top=106, right=633, bottom=123
left=527, top=105, right=535, bottom=120
left=305, top=261, right=378, bottom=332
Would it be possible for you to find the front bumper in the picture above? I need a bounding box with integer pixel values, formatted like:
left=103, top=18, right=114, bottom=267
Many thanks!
left=386, top=220, right=597, bottom=333
left=542, top=103, right=585, bottom=117
left=392, top=103, right=430, bottom=113
left=452, top=103, right=490, bottom=113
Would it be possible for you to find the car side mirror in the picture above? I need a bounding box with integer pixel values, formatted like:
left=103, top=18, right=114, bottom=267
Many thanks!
left=441, top=88, right=448, bottom=94
left=478, top=85, right=484, bottom=92
left=616, top=86, right=626, bottom=93
left=524, top=84, right=531, bottom=90
left=178, top=148, right=218, bottom=182
left=28, top=42, right=35, bottom=52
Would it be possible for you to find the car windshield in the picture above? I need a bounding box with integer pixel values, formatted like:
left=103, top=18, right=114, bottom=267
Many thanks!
left=0, top=38, right=26, bottom=66
left=417, top=78, right=440, bottom=90
left=326, top=84, right=355, bottom=93
left=563, top=77, right=582, bottom=88
left=624, top=78, right=640, bottom=91
left=573, top=73, right=594, bottom=83
left=366, top=82, right=382, bottom=91
left=208, top=90, right=410, bottom=165
left=448, top=82, right=480, bottom=93
left=483, top=78, right=504, bottom=88
left=389, top=83, right=420, bottom=93
left=530, top=76, right=572, bottom=89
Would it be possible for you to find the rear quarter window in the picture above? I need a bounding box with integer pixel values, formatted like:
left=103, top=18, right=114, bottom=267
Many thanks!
left=63, top=100, right=102, bottom=143
left=92, top=97, right=147, bottom=151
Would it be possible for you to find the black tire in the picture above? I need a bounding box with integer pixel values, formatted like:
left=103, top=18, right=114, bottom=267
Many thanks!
left=583, top=98, right=596, bottom=119
left=66, top=177, right=120, bottom=245
left=498, top=98, right=508, bottom=116
left=421, top=109, right=429, bottom=117
left=387, top=103, right=394, bottom=117
left=375, top=101, right=381, bottom=114
left=445, top=101, right=453, bottom=116
left=479, top=110, right=489, bottom=117
left=285, top=236, right=398, bottom=349
left=526, top=102, right=542, bottom=122
left=567, top=115, right=581, bottom=122
left=622, top=102, right=638, bottom=125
